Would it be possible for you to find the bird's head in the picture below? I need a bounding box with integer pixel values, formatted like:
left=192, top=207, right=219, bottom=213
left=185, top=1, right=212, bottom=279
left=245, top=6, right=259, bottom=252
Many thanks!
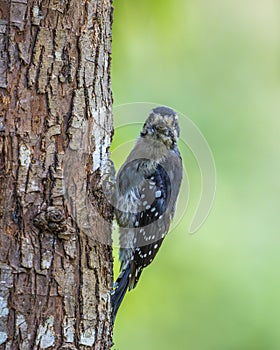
left=141, top=107, right=180, bottom=148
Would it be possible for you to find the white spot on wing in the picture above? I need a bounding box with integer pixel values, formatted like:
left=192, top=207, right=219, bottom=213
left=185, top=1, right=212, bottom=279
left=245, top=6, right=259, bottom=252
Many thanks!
left=155, top=190, right=161, bottom=198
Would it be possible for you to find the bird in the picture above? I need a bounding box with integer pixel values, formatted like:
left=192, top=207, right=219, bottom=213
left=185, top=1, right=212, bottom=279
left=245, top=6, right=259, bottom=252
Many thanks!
left=111, top=106, right=182, bottom=322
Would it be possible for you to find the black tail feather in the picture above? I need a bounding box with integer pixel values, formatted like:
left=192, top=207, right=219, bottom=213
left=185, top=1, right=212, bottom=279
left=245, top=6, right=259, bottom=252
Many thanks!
left=111, top=265, right=130, bottom=323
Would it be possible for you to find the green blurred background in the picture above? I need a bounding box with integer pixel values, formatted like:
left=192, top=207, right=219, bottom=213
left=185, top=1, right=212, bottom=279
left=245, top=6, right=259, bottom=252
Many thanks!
left=111, top=1, right=280, bottom=349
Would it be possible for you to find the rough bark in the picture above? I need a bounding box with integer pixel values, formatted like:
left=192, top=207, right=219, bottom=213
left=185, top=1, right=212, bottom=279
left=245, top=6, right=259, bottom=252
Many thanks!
left=0, top=0, right=114, bottom=349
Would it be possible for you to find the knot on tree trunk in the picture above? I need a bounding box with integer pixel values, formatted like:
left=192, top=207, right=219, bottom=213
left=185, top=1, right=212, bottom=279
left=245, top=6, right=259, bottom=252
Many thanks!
left=33, top=206, right=67, bottom=236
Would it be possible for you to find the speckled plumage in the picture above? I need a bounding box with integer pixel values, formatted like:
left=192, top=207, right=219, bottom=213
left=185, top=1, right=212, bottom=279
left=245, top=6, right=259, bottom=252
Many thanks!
left=111, top=107, right=182, bottom=322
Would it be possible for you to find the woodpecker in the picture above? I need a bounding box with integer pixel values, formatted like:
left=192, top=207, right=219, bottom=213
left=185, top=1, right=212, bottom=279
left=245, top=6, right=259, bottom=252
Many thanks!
left=111, top=106, right=182, bottom=321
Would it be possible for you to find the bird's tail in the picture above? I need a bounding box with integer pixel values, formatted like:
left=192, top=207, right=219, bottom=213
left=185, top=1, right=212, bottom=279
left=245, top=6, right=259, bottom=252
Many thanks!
left=111, top=265, right=130, bottom=323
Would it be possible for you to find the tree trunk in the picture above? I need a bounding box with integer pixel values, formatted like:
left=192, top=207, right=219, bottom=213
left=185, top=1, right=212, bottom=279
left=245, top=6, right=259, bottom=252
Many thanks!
left=0, top=1, right=114, bottom=349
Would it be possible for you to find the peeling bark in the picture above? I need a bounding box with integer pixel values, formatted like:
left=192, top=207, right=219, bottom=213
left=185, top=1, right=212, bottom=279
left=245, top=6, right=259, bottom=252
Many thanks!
left=0, top=1, right=114, bottom=349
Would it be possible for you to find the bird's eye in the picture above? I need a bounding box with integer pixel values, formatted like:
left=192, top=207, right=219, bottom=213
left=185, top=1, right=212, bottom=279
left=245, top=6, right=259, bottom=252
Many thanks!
left=147, top=126, right=154, bottom=134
